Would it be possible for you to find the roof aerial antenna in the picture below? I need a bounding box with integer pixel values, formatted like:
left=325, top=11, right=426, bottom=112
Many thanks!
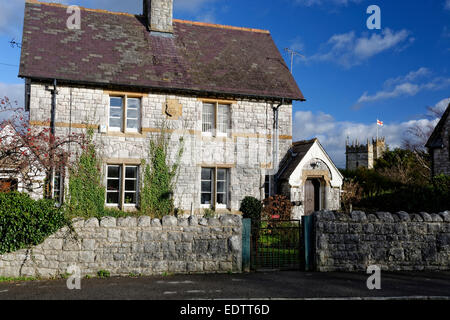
left=284, top=48, right=305, bottom=74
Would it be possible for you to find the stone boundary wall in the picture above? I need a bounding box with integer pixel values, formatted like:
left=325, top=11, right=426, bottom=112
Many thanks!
left=0, top=215, right=242, bottom=278
left=314, top=211, right=450, bottom=272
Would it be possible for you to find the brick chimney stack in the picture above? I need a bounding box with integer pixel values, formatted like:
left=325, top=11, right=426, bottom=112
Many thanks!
left=143, top=0, right=173, bottom=34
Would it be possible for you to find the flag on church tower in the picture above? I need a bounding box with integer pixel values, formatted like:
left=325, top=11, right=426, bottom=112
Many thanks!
left=377, top=119, right=384, bottom=126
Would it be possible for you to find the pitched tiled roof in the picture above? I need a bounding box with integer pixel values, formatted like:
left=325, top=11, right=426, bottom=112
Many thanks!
left=277, top=139, right=317, bottom=181
left=19, top=1, right=305, bottom=101
left=426, top=103, right=450, bottom=149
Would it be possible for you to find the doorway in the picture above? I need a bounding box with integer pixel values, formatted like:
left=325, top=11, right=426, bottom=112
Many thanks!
left=304, top=179, right=320, bottom=216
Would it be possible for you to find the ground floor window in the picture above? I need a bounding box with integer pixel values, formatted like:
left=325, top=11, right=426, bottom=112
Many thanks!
left=106, top=164, right=139, bottom=208
left=0, top=178, right=18, bottom=193
left=201, top=167, right=229, bottom=209
left=53, top=170, right=64, bottom=206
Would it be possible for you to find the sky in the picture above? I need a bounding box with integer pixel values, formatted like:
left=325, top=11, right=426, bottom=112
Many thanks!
left=0, top=0, right=450, bottom=167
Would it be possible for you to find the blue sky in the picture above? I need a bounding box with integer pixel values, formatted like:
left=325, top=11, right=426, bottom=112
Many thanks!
left=1, top=0, right=450, bottom=167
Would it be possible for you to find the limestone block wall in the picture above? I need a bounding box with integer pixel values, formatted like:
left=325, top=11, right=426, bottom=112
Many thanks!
left=314, top=211, right=450, bottom=272
left=0, top=215, right=242, bottom=279
left=28, top=81, right=293, bottom=213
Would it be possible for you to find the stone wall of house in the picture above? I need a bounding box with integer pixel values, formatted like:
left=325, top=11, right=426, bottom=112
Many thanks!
left=28, top=81, right=293, bottom=213
left=433, top=115, right=450, bottom=176
left=0, top=215, right=242, bottom=279
left=314, top=211, right=450, bottom=272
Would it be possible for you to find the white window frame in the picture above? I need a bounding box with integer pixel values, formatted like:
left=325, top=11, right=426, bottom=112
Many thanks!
left=200, top=167, right=230, bottom=209
left=108, top=96, right=142, bottom=133
left=202, top=102, right=231, bottom=137
left=123, top=165, right=139, bottom=207
left=106, top=165, right=122, bottom=206
left=201, top=168, right=214, bottom=208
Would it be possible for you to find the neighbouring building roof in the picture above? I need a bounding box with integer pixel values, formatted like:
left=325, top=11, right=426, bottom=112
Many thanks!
left=426, top=102, right=450, bottom=149
left=19, top=0, right=305, bottom=101
left=277, top=138, right=317, bottom=181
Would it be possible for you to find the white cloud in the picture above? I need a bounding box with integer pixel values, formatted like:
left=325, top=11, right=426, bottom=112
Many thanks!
left=357, top=68, right=450, bottom=104
left=309, top=29, right=413, bottom=68
left=293, top=109, right=440, bottom=168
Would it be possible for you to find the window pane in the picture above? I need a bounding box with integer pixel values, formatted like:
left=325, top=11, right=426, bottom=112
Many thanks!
left=125, top=166, right=137, bottom=179
left=110, top=97, right=123, bottom=107
left=217, top=193, right=225, bottom=205
left=110, top=107, right=122, bottom=118
left=107, top=179, right=120, bottom=191
left=127, top=108, right=139, bottom=119
left=127, top=98, right=140, bottom=109
left=127, top=119, right=138, bottom=129
left=201, top=181, right=212, bottom=193
left=108, top=166, right=120, bottom=178
left=201, top=168, right=212, bottom=180
left=202, top=103, right=215, bottom=133
left=107, top=192, right=119, bottom=204
left=125, top=180, right=137, bottom=192
left=201, top=193, right=212, bottom=205
left=217, top=181, right=225, bottom=193
left=124, top=192, right=137, bottom=204
left=217, top=169, right=226, bottom=181
left=109, top=118, right=122, bottom=129
left=218, top=105, right=230, bottom=133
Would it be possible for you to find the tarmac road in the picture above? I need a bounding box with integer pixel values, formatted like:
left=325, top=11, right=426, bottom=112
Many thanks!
left=0, top=271, right=449, bottom=300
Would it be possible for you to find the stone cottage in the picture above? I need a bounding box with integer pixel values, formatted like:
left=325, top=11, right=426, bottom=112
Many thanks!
left=426, top=102, right=450, bottom=176
left=277, top=139, right=343, bottom=219
left=18, top=0, right=308, bottom=215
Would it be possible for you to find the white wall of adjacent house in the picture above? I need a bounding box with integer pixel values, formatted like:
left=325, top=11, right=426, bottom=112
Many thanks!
left=288, top=141, right=343, bottom=220
left=27, top=81, right=293, bottom=214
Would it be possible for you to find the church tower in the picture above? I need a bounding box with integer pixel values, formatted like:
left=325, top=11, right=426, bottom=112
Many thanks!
left=346, top=137, right=386, bottom=170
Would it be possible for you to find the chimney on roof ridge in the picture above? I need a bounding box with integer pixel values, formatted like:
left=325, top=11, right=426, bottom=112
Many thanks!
left=143, top=0, right=173, bottom=34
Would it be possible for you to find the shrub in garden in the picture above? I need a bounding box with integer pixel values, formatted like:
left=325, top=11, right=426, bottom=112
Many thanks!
left=0, top=192, right=70, bottom=254
left=67, top=129, right=105, bottom=218
left=262, top=195, right=292, bottom=221
left=240, top=196, right=263, bottom=230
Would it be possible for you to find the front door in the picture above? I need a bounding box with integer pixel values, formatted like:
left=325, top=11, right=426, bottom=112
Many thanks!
left=304, top=179, right=320, bottom=215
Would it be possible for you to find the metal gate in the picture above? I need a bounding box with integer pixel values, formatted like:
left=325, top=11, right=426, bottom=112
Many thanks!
left=250, top=220, right=302, bottom=271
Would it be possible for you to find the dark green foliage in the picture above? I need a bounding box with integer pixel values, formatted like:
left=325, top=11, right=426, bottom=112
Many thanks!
left=0, top=192, right=69, bottom=254
left=341, top=150, right=450, bottom=212
left=240, top=196, right=263, bottom=230
left=140, top=124, right=184, bottom=219
left=67, top=129, right=105, bottom=218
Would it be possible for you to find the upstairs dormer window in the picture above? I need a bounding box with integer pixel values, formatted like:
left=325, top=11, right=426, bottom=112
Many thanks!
left=109, top=96, right=141, bottom=133
left=202, top=102, right=231, bottom=136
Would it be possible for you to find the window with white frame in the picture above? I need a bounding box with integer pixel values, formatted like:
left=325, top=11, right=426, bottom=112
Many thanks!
left=106, top=164, right=139, bottom=207
left=106, top=165, right=121, bottom=205
left=109, top=96, right=141, bottom=132
left=53, top=170, right=64, bottom=205
left=201, top=167, right=229, bottom=209
left=124, top=166, right=138, bottom=205
left=202, top=102, right=230, bottom=136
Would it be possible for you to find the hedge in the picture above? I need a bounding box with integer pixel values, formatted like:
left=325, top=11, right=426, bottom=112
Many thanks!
left=0, top=192, right=70, bottom=255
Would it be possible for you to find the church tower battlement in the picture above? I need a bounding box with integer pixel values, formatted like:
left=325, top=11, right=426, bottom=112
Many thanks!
left=346, top=137, right=386, bottom=170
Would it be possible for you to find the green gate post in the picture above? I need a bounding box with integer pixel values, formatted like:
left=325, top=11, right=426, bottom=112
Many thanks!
left=242, top=218, right=251, bottom=272
left=302, top=215, right=314, bottom=271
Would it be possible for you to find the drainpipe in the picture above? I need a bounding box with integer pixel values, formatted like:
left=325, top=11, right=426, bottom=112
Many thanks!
left=272, top=98, right=284, bottom=195
left=46, top=79, right=58, bottom=198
